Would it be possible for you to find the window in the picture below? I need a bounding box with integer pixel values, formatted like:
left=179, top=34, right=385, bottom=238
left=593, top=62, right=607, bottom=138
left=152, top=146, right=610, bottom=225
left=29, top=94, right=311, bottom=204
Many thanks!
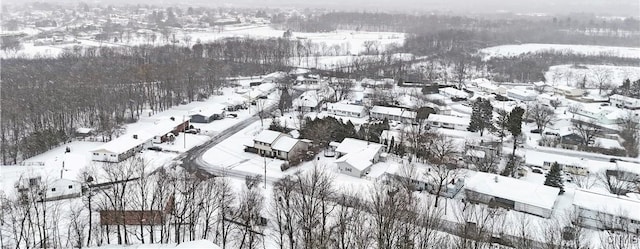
left=93, top=153, right=99, bottom=156
left=51, top=188, right=56, bottom=192
left=110, top=154, right=116, bottom=157
left=68, top=185, right=73, bottom=189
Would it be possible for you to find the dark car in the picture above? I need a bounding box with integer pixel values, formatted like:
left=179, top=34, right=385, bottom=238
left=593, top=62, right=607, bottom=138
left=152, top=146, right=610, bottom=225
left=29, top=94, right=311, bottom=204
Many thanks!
left=532, top=168, right=543, bottom=174
left=530, top=129, right=541, bottom=134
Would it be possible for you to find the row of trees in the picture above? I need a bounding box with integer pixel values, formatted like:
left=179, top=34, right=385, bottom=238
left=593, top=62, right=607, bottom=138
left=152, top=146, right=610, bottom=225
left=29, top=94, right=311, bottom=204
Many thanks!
left=3, top=158, right=637, bottom=249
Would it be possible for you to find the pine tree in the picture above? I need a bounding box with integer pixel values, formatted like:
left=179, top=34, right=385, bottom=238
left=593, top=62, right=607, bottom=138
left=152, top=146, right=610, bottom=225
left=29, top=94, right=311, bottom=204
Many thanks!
left=544, top=162, right=565, bottom=194
left=508, top=107, right=525, bottom=155
left=468, top=98, right=493, bottom=136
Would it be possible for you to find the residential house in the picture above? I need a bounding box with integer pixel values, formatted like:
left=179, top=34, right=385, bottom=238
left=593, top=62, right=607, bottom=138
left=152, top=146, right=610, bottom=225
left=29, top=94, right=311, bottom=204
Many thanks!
left=476, top=81, right=507, bottom=95
left=246, top=130, right=308, bottom=161
left=524, top=150, right=602, bottom=176
left=44, top=178, right=83, bottom=201
left=606, top=161, right=640, bottom=195
left=293, top=90, right=322, bottom=112
left=554, top=85, right=584, bottom=97
left=90, top=131, right=154, bottom=162
left=439, top=87, right=469, bottom=99
left=573, top=189, right=640, bottom=234
left=325, top=102, right=366, bottom=118
left=610, top=94, right=640, bottom=109
left=575, top=104, right=625, bottom=126
left=427, top=114, right=470, bottom=131
left=464, top=172, right=560, bottom=218
left=334, top=138, right=385, bottom=177
left=373, top=163, right=464, bottom=197
left=146, top=117, right=190, bottom=144
left=506, top=88, right=538, bottom=102
left=190, top=104, right=226, bottom=123
left=370, top=106, right=417, bottom=123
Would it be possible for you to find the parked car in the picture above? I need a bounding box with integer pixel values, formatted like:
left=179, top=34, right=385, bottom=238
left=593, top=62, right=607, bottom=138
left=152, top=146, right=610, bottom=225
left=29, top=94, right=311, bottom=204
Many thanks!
left=185, top=128, right=200, bottom=134
left=227, top=113, right=238, bottom=118
left=530, top=129, right=541, bottom=134
left=532, top=168, right=543, bottom=174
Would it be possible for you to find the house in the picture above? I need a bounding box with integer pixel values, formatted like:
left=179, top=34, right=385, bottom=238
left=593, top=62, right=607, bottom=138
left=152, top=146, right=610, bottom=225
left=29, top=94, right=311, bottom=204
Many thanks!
left=575, top=104, right=624, bottom=126
left=427, top=114, right=470, bottom=131
left=370, top=106, right=417, bottom=123
left=373, top=163, right=464, bottom=197
left=573, top=189, right=640, bottom=234
left=190, top=104, right=226, bottom=123
left=554, top=85, right=584, bottom=97
left=75, top=127, right=95, bottom=138
left=606, top=161, right=640, bottom=194
left=439, top=87, right=469, bottom=99
left=44, top=178, right=83, bottom=201
left=246, top=130, right=307, bottom=161
left=293, top=90, right=322, bottom=112
left=334, top=138, right=385, bottom=177
left=325, top=102, right=366, bottom=118
left=100, top=210, right=166, bottom=226
left=610, top=94, right=640, bottom=109
left=524, top=150, right=604, bottom=176
left=146, top=117, right=190, bottom=144
left=506, top=88, right=538, bottom=102
left=464, top=172, right=560, bottom=218
left=90, top=131, right=154, bottom=162
left=476, top=81, right=507, bottom=95
left=271, top=136, right=308, bottom=161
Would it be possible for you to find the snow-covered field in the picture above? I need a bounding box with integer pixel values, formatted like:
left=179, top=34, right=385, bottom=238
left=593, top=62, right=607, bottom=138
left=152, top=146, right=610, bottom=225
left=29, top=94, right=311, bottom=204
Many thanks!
left=479, top=43, right=640, bottom=60
left=545, top=64, right=640, bottom=88
left=2, top=25, right=405, bottom=59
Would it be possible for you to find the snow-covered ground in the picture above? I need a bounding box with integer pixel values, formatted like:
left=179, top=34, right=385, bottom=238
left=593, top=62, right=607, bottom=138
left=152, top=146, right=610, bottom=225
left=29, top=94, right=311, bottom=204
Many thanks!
left=479, top=43, right=640, bottom=60
left=2, top=25, right=405, bottom=59
left=89, top=239, right=220, bottom=249
left=545, top=64, right=640, bottom=88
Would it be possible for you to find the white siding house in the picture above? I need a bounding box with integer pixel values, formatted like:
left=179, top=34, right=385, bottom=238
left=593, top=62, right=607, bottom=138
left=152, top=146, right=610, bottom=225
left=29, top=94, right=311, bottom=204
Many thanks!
left=334, top=138, right=385, bottom=177
left=370, top=106, right=417, bottom=123
left=45, top=179, right=83, bottom=201
left=610, top=94, right=640, bottom=109
left=91, top=132, right=154, bottom=162
left=573, top=189, right=640, bottom=234
left=506, top=88, right=538, bottom=102
left=253, top=130, right=289, bottom=158
left=326, top=102, right=366, bottom=118
left=554, top=85, right=584, bottom=97
left=427, top=114, right=470, bottom=131
left=464, top=172, right=560, bottom=218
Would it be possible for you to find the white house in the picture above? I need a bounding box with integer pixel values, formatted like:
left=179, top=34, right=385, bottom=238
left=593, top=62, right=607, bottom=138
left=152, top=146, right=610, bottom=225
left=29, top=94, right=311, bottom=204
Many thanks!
left=573, top=189, right=640, bottom=234
left=575, top=104, right=625, bottom=125
left=554, top=85, right=584, bottom=97
left=246, top=130, right=308, bottom=161
left=293, top=90, right=322, bottom=112
left=373, top=163, right=465, bottom=197
left=325, top=102, right=366, bottom=118
left=464, top=172, right=560, bottom=218
left=334, top=138, right=385, bottom=177
left=524, top=150, right=614, bottom=176
left=476, top=81, right=507, bottom=95
left=427, top=114, right=470, bottom=131
left=610, top=94, right=640, bottom=109
left=91, top=131, right=154, bottom=162
left=439, top=87, right=469, bottom=99
left=506, top=88, right=538, bottom=102
left=44, top=178, right=83, bottom=201
left=370, top=106, right=417, bottom=123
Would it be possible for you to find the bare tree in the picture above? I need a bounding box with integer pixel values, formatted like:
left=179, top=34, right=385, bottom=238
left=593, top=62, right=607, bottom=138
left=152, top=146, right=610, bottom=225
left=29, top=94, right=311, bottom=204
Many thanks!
left=572, top=119, right=601, bottom=148
left=617, top=111, right=640, bottom=157
left=236, top=183, right=264, bottom=249
left=592, top=67, right=612, bottom=94
left=597, top=209, right=640, bottom=249
left=453, top=199, right=506, bottom=249
left=425, top=133, right=460, bottom=208
left=528, top=104, right=555, bottom=132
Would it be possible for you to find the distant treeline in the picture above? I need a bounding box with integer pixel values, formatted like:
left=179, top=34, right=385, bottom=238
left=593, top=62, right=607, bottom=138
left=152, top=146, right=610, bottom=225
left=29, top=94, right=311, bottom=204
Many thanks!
left=0, top=38, right=308, bottom=164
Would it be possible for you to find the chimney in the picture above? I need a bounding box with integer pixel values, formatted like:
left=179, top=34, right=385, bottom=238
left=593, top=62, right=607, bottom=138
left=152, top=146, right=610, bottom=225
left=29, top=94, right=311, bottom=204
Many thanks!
left=170, top=117, right=175, bottom=121
left=494, top=176, right=498, bottom=183
left=133, top=134, right=138, bottom=139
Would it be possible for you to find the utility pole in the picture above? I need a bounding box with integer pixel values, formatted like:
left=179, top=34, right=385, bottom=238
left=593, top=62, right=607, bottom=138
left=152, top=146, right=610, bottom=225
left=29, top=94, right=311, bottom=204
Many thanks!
left=263, top=156, right=267, bottom=189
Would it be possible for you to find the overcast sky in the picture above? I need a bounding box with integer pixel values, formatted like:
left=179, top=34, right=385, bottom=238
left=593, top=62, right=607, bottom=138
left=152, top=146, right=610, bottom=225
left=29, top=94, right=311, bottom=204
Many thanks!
left=4, top=0, right=640, bottom=16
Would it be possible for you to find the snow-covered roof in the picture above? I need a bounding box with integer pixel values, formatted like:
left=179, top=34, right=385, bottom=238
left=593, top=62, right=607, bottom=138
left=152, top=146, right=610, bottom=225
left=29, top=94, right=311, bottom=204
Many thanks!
left=573, top=189, right=640, bottom=222
left=254, top=130, right=285, bottom=144
left=335, top=138, right=383, bottom=155
left=191, top=104, right=226, bottom=117
left=466, top=149, right=485, bottom=159
left=506, top=88, right=538, bottom=98
left=370, top=106, right=417, bottom=119
left=427, top=114, right=470, bottom=126
left=335, top=145, right=382, bottom=171
left=271, top=136, right=300, bottom=152
left=439, top=87, right=469, bottom=98
left=91, top=130, right=154, bottom=154
left=465, top=172, right=560, bottom=209
left=293, top=90, right=321, bottom=107
left=615, top=161, right=640, bottom=175
left=76, top=127, right=94, bottom=134
left=326, top=102, right=365, bottom=114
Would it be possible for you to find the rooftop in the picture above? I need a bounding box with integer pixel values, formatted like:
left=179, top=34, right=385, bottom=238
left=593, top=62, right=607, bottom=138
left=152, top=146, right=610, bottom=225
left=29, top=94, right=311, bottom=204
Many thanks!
left=254, top=130, right=285, bottom=144
left=573, top=189, right=640, bottom=221
left=326, top=102, right=365, bottom=113
left=335, top=138, right=384, bottom=155
left=91, top=130, right=155, bottom=154
left=271, top=136, right=300, bottom=152
left=465, top=171, right=560, bottom=209
left=370, top=106, right=417, bottom=119
left=427, top=114, right=470, bottom=126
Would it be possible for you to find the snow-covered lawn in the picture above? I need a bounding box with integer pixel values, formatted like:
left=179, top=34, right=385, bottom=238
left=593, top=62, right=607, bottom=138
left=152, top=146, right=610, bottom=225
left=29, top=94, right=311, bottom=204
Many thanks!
left=479, top=43, right=640, bottom=60
left=545, top=64, right=640, bottom=88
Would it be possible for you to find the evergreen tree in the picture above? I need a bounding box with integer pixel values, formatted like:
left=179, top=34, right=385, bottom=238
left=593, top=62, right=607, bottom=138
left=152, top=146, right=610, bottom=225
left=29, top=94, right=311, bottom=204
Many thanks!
left=544, top=162, right=565, bottom=194
left=468, top=98, right=493, bottom=136
left=508, top=106, right=525, bottom=155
